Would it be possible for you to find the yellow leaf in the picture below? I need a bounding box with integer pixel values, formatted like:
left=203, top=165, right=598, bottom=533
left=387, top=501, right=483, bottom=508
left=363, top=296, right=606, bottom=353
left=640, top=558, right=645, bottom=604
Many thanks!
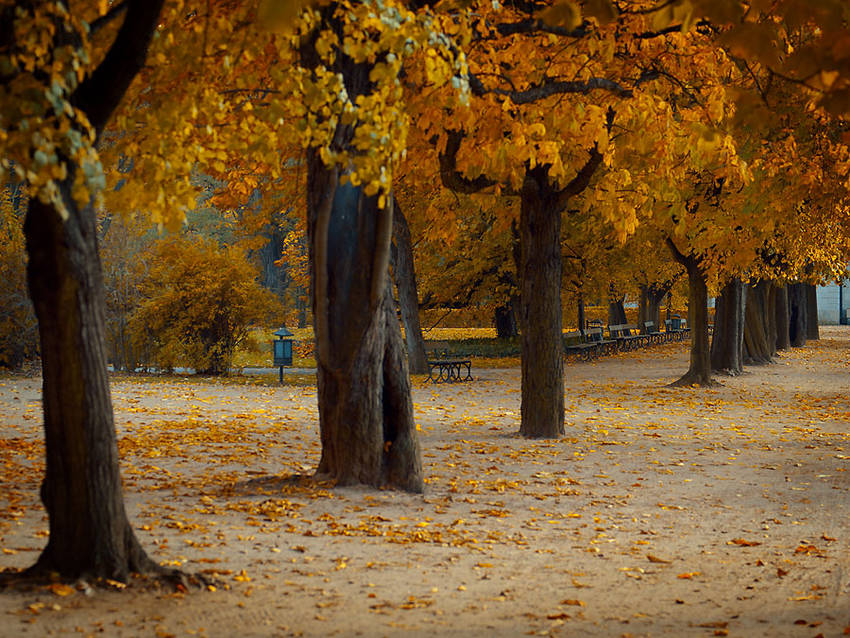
left=47, top=583, right=75, bottom=597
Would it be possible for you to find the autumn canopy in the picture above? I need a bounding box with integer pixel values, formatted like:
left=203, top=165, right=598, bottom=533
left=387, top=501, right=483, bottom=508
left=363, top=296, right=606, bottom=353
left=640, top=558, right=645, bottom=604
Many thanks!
left=1, top=0, right=850, bottom=585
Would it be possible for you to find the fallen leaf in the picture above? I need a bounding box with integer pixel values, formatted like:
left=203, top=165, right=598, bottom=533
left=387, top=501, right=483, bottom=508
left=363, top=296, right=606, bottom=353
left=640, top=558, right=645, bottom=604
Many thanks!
left=727, top=538, right=761, bottom=547
left=647, top=554, right=672, bottom=563
left=47, top=583, right=75, bottom=597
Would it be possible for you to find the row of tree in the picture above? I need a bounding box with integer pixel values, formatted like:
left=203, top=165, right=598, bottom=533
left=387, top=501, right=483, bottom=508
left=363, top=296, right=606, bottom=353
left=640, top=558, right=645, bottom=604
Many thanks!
left=2, top=0, right=850, bottom=583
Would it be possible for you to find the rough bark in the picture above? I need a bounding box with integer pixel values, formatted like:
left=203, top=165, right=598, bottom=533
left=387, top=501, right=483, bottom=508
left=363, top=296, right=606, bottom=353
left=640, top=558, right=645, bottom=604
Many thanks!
left=18, top=0, right=167, bottom=582
left=638, top=284, right=664, bottom=327
left=307, top=156, right=423, bottom=492
left=518, top=167, right=564, bottom=438
left=788, top=282, right=807, bottom=348
left=710, top=278, right=745, bottom=375
left=805, top=283, right=819, bottom=340
left=667, top=239, right=713, bottom=386
left=743, top=281, right=775, bottom=364
left=608, top=290, right=627, bottom=325
left=576, top=289, right=586, bottom=332
left=390, top=200, right=428, bottom=375
left=773, top=283, right=790, bottom=351
left=494, top=297, right=519, bottom=338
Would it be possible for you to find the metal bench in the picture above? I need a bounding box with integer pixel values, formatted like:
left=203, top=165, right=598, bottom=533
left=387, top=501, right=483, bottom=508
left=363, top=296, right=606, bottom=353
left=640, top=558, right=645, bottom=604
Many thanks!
left=564, top=330, right=601, bottom=361
left=425, top=358, right=473, bottom=383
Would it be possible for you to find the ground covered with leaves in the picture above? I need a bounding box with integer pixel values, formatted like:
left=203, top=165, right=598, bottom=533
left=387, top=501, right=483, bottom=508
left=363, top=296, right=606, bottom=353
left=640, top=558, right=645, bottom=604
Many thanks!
left=1, top=327, right=849, bottom=637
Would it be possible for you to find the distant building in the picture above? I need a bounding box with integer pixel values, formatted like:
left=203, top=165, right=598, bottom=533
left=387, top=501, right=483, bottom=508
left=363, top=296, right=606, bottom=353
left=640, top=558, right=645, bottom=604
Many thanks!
left=817, top=280, right=850, bottom=325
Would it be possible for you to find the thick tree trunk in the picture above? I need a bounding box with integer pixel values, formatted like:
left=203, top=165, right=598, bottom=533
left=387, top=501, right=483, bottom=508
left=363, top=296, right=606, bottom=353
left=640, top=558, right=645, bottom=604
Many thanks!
left=788, top=283, right=807, bottom=347
left=308, top=156, right=423, bottom=491
left=638, top=284, right=664, bottom=327
left=576, top=290, right=586, bottom=332
left=743, top=281, right=775, bottom=364
left=25, top=194, right=155, bottom=581
left=667, top=240, right=712, bottom=386
left=390, top=200, right=428, bottom=375
left=494, top=297, right=519, bottom=338
left=608, top=291, right=627, bottom=325
left=710, top=278, right=745, bottom=374
left=16, top=0, right=167, bottom=582
left=518, top=168, right=564, bottom=438
left=805, top=283, right=819, bottom=340
left=773, top=283, right=790, bottom=351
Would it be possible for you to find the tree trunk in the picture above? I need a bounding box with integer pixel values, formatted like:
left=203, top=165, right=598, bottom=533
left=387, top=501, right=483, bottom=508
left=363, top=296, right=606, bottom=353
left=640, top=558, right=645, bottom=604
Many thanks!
left=743, top=281, right=775, bottom=364
left=608, top=290, right=627, bottom=325
left=16, top=0, right=168, bottom=582
left=805, top=283, right=819, bottom=340
left=494, top=297, right=519, bottom=338
left=773, top=283, right=790, bottom=351
left=576, top=289, right=586, bottom=332
left=638, top=284, right=663, bottom=327
left=710, top=278, right=745, bottom=374
left=25, top=193, right=155, bottom=581
left=307, top=156, right=423, bottom=492
left=518, top=167, right=564, bottom=438
left=390, top=200, right=428, bottom=375
left=788, top=282, right=807, bottom=347
left=667, top=239, right=712, bottom=386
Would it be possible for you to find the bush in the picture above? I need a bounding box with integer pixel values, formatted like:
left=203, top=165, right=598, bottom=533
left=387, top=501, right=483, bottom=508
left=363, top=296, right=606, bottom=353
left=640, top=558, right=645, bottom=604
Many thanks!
left=129, top=235, right=281, bottom=375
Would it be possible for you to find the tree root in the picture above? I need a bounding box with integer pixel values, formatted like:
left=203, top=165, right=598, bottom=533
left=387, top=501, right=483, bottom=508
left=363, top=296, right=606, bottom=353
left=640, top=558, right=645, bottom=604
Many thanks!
left=0, top=561, right=219, bottom=594
left=668, top=372, right=720, bottom=388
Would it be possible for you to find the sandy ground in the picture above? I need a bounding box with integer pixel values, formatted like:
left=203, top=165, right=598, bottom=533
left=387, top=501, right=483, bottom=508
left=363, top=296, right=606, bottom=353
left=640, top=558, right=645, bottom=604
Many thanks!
left=0, top=327, right=849, bottom=637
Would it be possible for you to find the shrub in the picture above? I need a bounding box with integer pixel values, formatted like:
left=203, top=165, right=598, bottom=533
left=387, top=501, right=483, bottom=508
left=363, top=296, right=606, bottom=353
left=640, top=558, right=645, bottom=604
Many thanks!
left=129, top=234, right=281, bottom=375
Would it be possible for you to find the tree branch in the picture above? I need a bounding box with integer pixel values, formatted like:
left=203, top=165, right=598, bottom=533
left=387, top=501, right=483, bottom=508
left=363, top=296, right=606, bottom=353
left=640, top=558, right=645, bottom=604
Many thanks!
left=73, top=0, right=166, bottom=139
left=469, top=73, right=633, bottom=103
left=88, top=2, right=129, bottom=36
left=438, top=129, right=498, bottom=194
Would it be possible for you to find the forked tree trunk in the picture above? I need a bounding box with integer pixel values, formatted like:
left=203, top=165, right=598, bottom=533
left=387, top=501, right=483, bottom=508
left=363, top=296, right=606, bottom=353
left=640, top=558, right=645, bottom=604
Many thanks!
left=25, top=194, right=156, bottom=581
left=390, top=201, right=428, bottom=375
left=788, top=283, right=807, bottom=347
left=710, top=278, right=745, bottom=374
left=608, top=292, right=627, bottom=325
left=494, top=297, right=519, bottom=338
left=308, top=158, right=423, bottom=492
left=18, top=0, right=166, bottom=582
left=638, top=284, right=665, bottom=327
left=743, top=281, right=775, bottom=364
left=518, top=167, right=564, bottom=438
left=667, top=239, right=712, bottom=386
left=805, top=283, right=819, bottom=340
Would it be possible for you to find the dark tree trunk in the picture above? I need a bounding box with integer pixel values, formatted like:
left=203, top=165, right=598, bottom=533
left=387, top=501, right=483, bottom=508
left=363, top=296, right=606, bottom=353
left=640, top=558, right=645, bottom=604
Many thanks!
left=307, top=157, right=423, bottom=491
left=518, top=167, right=564, bottom=438
left=710, top=278, right=745, bottom=374
left=743, top=281, right=775, bottom=364
left=788, top=283, right=807, bottom=347
left=773, top=283, right=790, bottom=351
left=576, top=289, right=586, bottom=332
left=17, top=0, right=167, bottom=582
left=638, top=284, right=665, bottom=327
left=25, top=194, right=157, bottom=581
left=390, top=200, right=428, bottom=375
left=296, top=293, right=308, bottom=329
left=494, top=297, right=519, bottom=338
left=805, top=283, right=819, bottom=340
left=667, top=239, right=712, bottom=386
left=608, top=291, right=627, bottom=325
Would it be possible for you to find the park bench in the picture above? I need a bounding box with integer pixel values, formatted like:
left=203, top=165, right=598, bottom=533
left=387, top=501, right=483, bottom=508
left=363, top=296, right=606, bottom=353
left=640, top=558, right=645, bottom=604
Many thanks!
left=608, top=324, right=645, bottom=351
left=563, top=330, right=601, bottom=361
left=425, top=341, right=473, bottom=383
left=641, top=321, right=666, bottom=345
left=584, top=323, right=618, bottom=355
left=664, top=316, right=688, bottom=341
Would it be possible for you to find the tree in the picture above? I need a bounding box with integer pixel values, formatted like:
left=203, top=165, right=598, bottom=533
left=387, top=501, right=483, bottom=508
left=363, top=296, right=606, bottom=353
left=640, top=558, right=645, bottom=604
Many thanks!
left=129, top=234, right=280, bottom=375
left=1, top=0, right=181, bottom=582
left=282, top=0, right=465, bottom=490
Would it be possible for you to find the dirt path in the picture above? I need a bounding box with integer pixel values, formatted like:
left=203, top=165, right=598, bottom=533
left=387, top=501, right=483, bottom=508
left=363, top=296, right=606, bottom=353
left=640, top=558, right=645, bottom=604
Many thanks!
left=1, top=327, right=849, bottom=637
